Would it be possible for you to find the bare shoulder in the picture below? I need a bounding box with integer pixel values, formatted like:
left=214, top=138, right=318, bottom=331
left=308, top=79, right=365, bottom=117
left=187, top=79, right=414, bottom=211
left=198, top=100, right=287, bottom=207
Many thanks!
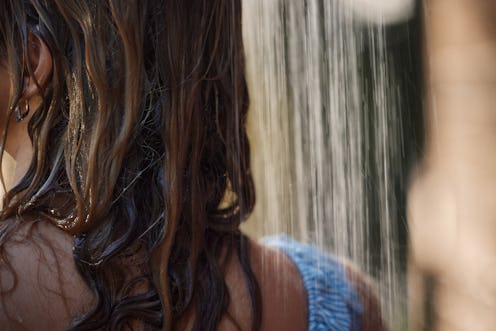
left=176, top=237, right=308, bottom=331
left=0, top=218, right=93, bottom=331
left=248, top=237, right=387, bottom=331
left=249, top=238, right=308, bottom=331
left=344, top=262, right=388, bottom=331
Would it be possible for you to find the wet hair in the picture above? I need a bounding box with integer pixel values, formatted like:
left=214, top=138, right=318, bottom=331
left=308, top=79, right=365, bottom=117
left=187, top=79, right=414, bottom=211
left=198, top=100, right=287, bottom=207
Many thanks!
left=0, top=0, right=260, bottom=330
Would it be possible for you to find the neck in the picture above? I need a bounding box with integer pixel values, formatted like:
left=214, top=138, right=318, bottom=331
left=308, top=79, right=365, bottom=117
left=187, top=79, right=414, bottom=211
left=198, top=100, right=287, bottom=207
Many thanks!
left=3, top=121, right=33, bottom=191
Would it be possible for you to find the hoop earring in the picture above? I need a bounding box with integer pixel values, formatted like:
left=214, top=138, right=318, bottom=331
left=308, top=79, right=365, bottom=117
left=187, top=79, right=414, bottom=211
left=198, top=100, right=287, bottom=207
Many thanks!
left=14, top=101, right=30, bottom=122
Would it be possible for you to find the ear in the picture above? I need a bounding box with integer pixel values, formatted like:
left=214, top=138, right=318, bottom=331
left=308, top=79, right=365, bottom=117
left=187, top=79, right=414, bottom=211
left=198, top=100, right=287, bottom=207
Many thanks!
left=23, top=31, right=53, bottom=99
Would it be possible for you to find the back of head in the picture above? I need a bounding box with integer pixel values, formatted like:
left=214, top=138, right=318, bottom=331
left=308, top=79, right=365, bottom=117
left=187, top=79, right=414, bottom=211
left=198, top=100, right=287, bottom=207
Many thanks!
left=0, top=0, right=258, bottom=330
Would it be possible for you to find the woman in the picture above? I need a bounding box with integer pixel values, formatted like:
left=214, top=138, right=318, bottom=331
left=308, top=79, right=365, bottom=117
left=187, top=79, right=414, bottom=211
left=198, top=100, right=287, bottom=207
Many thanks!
left=0, top=1, right=384, bottom=330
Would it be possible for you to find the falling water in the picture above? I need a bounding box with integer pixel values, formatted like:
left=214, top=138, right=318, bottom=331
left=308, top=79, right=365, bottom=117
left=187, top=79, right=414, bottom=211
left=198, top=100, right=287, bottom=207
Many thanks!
left=242, top=0, right=417, bottom=329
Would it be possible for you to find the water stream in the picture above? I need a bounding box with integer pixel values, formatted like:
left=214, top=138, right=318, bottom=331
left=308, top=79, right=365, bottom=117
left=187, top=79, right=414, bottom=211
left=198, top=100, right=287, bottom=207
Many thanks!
left=242, top=0, right=419, bottom=329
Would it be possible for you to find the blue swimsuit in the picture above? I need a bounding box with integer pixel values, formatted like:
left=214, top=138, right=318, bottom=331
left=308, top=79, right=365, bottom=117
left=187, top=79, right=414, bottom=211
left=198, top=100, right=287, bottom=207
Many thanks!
left=263, top=236, right=363, bottom=331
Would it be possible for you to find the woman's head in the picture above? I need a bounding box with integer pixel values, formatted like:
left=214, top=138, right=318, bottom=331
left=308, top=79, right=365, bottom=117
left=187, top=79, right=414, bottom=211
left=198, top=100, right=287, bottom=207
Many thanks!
left=0, top=1, right=258, bottom=330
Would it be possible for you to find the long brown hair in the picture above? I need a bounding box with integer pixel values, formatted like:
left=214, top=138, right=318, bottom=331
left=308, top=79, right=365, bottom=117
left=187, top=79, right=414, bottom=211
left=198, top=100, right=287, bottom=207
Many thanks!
left=0, top=0, right=260, bottom=330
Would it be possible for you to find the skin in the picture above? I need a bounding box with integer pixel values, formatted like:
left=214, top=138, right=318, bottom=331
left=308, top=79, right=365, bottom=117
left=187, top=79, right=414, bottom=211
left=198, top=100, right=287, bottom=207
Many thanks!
left=409, top=1, right=496, bottom=330
left=175, top=241, right=308, bottom=331
left=0, top=222, right=308, bottom=330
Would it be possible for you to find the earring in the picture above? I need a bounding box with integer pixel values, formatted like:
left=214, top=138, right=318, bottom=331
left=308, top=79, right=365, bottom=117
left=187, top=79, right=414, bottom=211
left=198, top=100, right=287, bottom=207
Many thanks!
left=14, top=101, right=30, bottom=122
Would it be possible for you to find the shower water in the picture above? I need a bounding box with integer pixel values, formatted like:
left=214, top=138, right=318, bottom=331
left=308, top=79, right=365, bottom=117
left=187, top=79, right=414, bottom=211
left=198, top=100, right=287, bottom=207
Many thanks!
left=242, top=0, right=413, bottom=329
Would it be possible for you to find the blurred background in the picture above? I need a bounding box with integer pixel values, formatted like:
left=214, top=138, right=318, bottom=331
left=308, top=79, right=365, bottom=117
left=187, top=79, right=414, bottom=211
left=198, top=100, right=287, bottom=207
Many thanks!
left=242, top=0, right=496, bottom=330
